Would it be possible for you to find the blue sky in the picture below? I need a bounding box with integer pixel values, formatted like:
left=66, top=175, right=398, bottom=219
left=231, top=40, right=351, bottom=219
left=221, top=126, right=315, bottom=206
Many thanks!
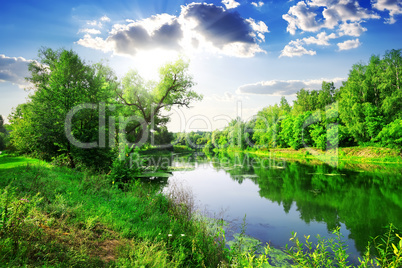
left=1, top=0, right=401, bottom=131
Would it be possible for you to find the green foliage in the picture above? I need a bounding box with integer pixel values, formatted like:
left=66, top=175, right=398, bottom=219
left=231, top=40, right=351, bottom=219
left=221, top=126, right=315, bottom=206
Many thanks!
left=117, top=58, right=202, bottom=145
left=0, top=156, right=228, bottom=267
left=375, top=118, right=402, bottom=150
left=109, top=146, right=142, bottom=185
left=363, top=103, right=384, bottom=142
left=286, top=227, right=351, bottom=267
left=0, top=185, right=104, bottom=267
left=310, top=122, right=326, bottom=150
left=152, top=126, right=174, bottom=146
left=9, top=48, right=117, bottom=170
left=291, top=112, right=312, bottom=150
left=0, top=115, right=7, bottom=150
left=115, top=240, right=181, bottom=267
left=284, top=225, right=402, bottom=267
left=253, top=104, right=284, bottom=148
left=339, top=49, right=402, bottom=144
left=369, top=224, right=402, bottom=267
left=1, top=152, right=402, bottom=267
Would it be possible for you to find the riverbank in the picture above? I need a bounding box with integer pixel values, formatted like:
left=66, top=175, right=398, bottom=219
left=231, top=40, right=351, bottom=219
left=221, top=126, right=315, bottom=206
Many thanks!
left=1, top=153, right=401, bottom=267
left=0, top=153, right=227, bottom=267
left=227, top=146, right=402, bottom=165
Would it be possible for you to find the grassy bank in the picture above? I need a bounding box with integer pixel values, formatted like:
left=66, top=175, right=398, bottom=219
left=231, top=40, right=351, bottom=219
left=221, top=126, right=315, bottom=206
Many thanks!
left=0, top=153, right=227, bottom=267
left=241, top=146, right=402, bottom=165
left=1, top=153, right=401, bottom=267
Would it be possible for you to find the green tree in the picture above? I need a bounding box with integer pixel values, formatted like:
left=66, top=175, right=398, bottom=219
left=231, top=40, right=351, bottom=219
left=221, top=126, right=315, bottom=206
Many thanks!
left=379, top=49, right=402, bottom=122
left=0, top=115, right=5, bottom=133
left=309, top=113, right=326, bottom=150
left=0, top=115, right=7, bottom=150
left=375, top=118, right=402, bottom=151
left=291, top=112, right=313, bottom=150
left=317, top=81, right=335, bottom=110
left=294, top=89, right=318, bottom=113
left=280, top=96, right=291, bottom=113
left=152, top=126, right=174, bottom=147
left=279, top=116, right=294, bottom=148
left=339, top=50, right=402, bottom=144
left=339, top=61, right=371, bottom=143
left=116, top=59, right=202, bottom=145
left=363, top=102, right=384, bottom=141
left=212, top=129, right=229, bottom=149
left=9, top=48, right=117, bottom=168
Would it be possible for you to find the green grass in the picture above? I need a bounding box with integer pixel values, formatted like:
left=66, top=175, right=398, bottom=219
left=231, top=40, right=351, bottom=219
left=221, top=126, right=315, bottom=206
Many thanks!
left=0, top=154, right=227, bottom=267
left=1, top=153, right=401, bottom=267
left=0, top=152, right=48, bottom=170
left=247, top=147, right=402, bottom=165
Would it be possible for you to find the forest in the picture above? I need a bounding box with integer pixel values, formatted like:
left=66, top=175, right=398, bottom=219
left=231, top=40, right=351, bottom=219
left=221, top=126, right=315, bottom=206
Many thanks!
left=175, top=49, right=402, bottom=154
left=1, top=49, right=401, bottom=164
left=0, top=47, right=202, bottom=170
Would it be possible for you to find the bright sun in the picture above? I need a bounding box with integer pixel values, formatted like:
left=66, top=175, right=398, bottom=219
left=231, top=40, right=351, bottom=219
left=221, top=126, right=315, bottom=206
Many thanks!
left=133, top=49, right=181, bottom=81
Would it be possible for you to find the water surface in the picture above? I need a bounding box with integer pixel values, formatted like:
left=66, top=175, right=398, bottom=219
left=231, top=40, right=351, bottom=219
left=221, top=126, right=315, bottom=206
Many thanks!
left=151, top=151, right=402, bottom=263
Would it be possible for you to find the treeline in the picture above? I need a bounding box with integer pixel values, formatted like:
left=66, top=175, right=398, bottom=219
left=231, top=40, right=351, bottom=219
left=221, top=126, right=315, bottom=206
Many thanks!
left=0, top=115, right=9, bottom=151
left=180, top=49, right=402, bottom=152
left=3, top=48, right=402, bottom=166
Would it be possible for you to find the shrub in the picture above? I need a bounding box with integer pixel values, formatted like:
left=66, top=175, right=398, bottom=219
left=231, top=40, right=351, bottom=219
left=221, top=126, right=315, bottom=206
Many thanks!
left=376, top=119, right=402, bottom=151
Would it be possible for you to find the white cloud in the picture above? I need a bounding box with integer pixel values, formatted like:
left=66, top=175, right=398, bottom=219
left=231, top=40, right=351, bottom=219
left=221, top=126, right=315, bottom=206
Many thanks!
left=281, top=1, right=381, bottom=56
left=280, top=31, right=337, bottom=57
left=372, top=0, right=402, bottom=24
left=77, top=3, right=269, bottom=58
left=87, top=20, right=102, bottom=27
left=283, top=0, right=380, bottom=35
left=282, top=1, right=322, bottom=35
left=80, top=14, right=183, bottom=57
left=337, top=38, right=361, bottom=50
left=0, top=55, right=33, bottom=89
left=221, top=42, right=266, bottom=57
left=303, top=31, right=337, bottom=45
left=100, top=15, right=111, bottom=22
left=78, top=28, right=101, bottom=35
left=280, top=40, right=317, bottom=57
left=322, top=1, right=380, bottom=24
left=246, top=18, right=269, bottom=42
left=222, top=0, right=240, bottom=9
left=86, top=15, right=111, bottom=28
left=338, top=22, right=367, bottom=36
left=251, top=1, right=264, bottom=8
left=237, top=78, right=345, bottom=95
left=77, top=34, right=111, bottom=52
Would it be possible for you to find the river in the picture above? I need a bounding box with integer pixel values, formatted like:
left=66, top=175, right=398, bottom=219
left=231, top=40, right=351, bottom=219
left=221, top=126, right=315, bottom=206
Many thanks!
left=144, top=151, right=402, bottom=264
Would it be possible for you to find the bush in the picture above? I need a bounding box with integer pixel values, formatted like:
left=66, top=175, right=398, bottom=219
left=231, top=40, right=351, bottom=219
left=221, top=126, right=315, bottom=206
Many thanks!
left=109, top=145, right=142, bottom=185
left=376, top=119, right=402, bottom=151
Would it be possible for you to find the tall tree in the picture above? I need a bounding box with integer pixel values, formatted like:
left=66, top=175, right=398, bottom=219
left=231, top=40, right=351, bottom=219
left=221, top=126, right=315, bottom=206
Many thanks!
left=280, top=96, right=291, bottom=113
left=0, top=115, right=6, bottom=134
left=116, top=59, right=202, bottom=145
left=0, top=115, right=7, bottom=150
left=294, top=89, right=319, bottom=113
left=317, top=81, right=335, bottom=110
left=9, top=48, right=117, bottom=168
left=339, top=49, right=402, bottom=144
left=379, top=49, right=402, bottom=122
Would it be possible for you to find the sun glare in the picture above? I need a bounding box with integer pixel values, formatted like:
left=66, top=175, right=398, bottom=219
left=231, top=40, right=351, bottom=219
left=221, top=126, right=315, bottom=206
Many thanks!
left=134, top=49, right=180, bottom=81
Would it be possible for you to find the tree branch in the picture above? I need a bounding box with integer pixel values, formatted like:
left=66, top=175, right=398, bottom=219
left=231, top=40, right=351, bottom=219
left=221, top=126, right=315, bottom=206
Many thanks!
left=114, top=85, right=147, bottom=119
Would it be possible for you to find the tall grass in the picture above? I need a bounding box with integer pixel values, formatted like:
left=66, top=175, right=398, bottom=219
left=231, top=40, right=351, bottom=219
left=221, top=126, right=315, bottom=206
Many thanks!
left=0, top=157, right=228, bottom=267
left=0, top=154, right=401, bottom=267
